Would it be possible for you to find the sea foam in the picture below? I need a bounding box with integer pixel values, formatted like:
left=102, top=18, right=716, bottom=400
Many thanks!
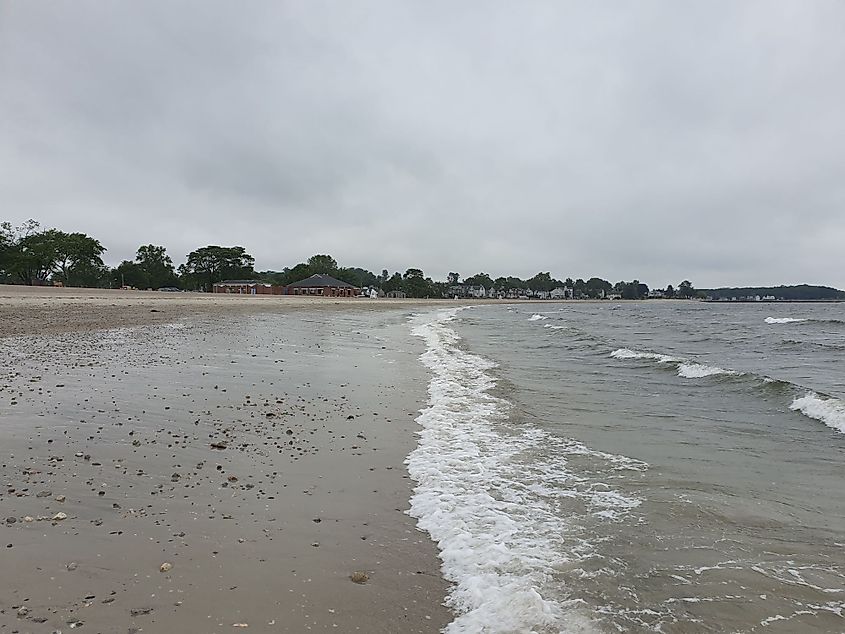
left=765, top=317, right=808, bottom=324
left=529, top=314, right=549, bottom=321
left=789, top=392, right=845, bottom=434
left=611, top=349, right=738, bottom=380
left=409, top=309, right=642, bottom=633
left=677, top=363, right=739, bottom=379
left=610, top=348, right=679, bottom=364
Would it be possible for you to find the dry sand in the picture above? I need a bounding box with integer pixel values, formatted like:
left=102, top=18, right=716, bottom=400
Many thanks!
left=0, top=285, right=480, bottom=338
left=0, top=286, right=462, bottom=633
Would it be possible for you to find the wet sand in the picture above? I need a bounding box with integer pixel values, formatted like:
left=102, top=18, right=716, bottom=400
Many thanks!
left=0, top=287, right=455, bottom=632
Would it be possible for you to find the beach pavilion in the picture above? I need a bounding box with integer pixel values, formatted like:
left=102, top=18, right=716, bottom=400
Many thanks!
left=284, top=274, right=360, bottom=297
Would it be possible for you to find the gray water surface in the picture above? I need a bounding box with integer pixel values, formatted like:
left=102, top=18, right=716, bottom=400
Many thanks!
left=453, top=302, right=845, bottom=633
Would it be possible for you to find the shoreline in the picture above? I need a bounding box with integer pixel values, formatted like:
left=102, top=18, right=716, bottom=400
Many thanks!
left=0, top=285, right=493, bottom=338
left=0, top=284, right=620, bottom=338
left=0, top=288, right=453, bottom=632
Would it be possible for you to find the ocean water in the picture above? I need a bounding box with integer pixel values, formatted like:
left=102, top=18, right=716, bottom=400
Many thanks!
left=408, top=302, right=845, bottom=633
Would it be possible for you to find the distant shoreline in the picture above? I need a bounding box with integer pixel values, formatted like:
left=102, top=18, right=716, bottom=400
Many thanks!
left=702, top=299, right=845, bottom=303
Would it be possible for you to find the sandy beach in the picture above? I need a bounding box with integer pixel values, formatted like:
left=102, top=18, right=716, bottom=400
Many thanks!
left=0, top=286, right=458, bottom=633
left=0, top=285, right=486, bottom=338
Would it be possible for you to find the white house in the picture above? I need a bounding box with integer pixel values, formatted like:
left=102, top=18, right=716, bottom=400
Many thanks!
left=550, top=287, right=574, bottom=299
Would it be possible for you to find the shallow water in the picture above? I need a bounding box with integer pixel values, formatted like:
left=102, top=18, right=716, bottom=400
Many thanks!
left=409, top=302, right=845, bottom=633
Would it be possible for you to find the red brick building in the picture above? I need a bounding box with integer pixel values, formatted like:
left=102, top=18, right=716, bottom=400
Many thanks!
left=212, top=280, right=283, bottom=295
left=284, top=274, right=360, bottom=297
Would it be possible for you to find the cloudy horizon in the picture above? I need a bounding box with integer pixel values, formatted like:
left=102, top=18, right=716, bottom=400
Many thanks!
left=1, top=1, right=844, bottom=289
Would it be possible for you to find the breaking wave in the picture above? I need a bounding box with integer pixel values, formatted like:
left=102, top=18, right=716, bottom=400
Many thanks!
left=610, top=348, right=738, bottom=379
left=790, top=392, right=845, bottom=434
left=610, top=348, right=679, bottom=364
left=611, top=348, right=845, bottom=435
left=528, top=314, right=548, bottom=321
left=409, top=309, right=645, bottom=633
left=677, top=363, right=740, bottom=379
left=766, top=316, right=845, bottom=325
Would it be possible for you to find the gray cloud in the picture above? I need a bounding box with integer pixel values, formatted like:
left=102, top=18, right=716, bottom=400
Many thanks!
left=1, top=0, right=844, bottom=288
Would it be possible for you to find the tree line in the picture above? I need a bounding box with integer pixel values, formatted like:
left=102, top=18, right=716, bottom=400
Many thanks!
left=701, top=284, right=845, bottom=301
left=1, top=219, right=703, bottom=298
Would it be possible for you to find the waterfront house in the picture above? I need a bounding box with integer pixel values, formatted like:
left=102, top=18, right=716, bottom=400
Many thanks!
left=550, top=287, right=574, bottom=299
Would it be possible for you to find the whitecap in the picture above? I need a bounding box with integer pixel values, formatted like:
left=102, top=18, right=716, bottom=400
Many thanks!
left=610, top=348, right=678, bottom=364
left=765, top=317, right=808, bottom=324
left=611, top=348, right=741, bottom=380
left=528, top=314, right=548, bottom=321
left=677, top=363, right=739, bottom=379
left=789, top=392, right=845, bottom=434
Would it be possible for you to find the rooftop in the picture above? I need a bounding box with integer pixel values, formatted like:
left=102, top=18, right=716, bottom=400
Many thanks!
left=286, top=274, right=356, bottom=288
left=215, top=280, right=267, bottom=285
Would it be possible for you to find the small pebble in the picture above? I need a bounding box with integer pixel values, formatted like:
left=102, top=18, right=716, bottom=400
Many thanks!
left=350, top=571, right=370, bottom=584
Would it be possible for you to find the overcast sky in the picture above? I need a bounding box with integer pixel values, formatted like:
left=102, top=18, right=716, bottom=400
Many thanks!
left=1, top=1, right=844, bottom=288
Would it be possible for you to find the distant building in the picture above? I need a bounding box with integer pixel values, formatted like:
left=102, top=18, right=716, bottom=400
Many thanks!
left=550, top=287, right=574, bottom=300
left=448, top=284, right=487, bottom=299
left=284, top=274, right=360, bottom=297
left=648, top=289, right=665, bottom=299
left=385, top=290, right=407, bottom=298
left=504, top=288, right=530, bottom=299
left=213, top=280, right=281, bottom=295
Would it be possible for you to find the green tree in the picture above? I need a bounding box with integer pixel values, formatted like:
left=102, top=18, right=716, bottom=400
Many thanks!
left=382, top=272, right=403, bottom=293
left=283, top=262, right=311, bottom=284
left=463, top=272, right=494, bottom=289
left=6, top=225, right=106, bottom=286
left=67, top=260, right=111, bottom=288
left=584, top=277, right=612, bottom=298
left=306, top=254, right=338, bottom=275
left=136, top=245, right=177, bottom=289
left=430, top=280, right=448, bottom=298
left=0, top=222, right=14, bottom=282
left=447, top=272, right=460, bottom=285
left=677, top=280, right=695, bottom=298
left=402, top=268, right=431, bottom=297
left=12, top=229, right=57, bottom=285
left=50, top=231, right=106, bottom=286
left=179, top=246, right=255, bottom=291
left=113, top=260, right=149, bottom=289
left=336, top=266, right=378, bottom=288
left=574, top=278, right=587, bottom=297
left=615, top=279, right=648, bottom=299
left=526, top=272, right=555, bottom=294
